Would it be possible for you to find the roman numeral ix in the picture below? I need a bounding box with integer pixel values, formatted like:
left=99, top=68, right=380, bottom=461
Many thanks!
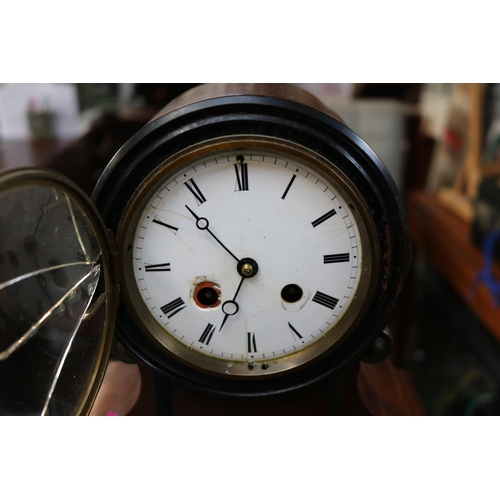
left=145, top=262, right=171, bottom=272
left=160, top=297, right=186, bottom=318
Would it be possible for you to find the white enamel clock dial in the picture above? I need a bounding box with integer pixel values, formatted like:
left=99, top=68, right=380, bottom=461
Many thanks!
left=120, top=140, right=375, bottom=377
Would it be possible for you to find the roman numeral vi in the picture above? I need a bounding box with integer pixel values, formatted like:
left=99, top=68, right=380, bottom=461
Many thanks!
left=248, top=332, right=257, bottom=353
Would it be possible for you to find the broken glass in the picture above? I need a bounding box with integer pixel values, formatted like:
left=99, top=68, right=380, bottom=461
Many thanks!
left=0, top=180, right=108, bottom=415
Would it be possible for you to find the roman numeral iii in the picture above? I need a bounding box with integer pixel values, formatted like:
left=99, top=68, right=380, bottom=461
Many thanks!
left=312, top=291, right=339, bottom=310
left=323, top=253, right=350, bottom=264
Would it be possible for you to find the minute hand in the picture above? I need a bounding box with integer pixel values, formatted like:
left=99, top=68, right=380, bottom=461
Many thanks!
left=185, top=205, right=240, bottom=262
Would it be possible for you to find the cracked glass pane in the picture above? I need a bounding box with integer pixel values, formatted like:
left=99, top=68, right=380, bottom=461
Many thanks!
left=47, top=292, right=108, bottom=416
left=0, top=180, right=108, bottom=415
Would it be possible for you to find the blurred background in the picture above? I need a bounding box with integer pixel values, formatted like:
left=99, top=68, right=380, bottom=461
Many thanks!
left=1, top=82, right=499, bottom=416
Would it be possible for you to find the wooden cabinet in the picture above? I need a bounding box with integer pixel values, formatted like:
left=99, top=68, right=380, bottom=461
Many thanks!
left=408, top=190, right=500, bottom=341
left=0, top=109, right=155, bottom=195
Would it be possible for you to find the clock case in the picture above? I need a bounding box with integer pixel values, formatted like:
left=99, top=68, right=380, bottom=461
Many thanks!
left=92, top=84, right=410, bottom=398
left=0, top=84, right=410, bottom=413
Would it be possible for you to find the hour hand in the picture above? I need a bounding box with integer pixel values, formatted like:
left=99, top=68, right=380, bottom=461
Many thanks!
left=219, top=276, right=245, bottom=331
left=219, top=259, right=260, bottom=331
left=219, top=300, right=239, bottom=331
left=185, top=205, right=239, bottom=262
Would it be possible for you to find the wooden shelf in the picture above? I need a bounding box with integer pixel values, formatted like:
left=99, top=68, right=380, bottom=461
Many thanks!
left=407, top=190, right=500, bottom=342
left=0, top=138, right=77, bottom=171
left=0, top=111, right=153, bottom=195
